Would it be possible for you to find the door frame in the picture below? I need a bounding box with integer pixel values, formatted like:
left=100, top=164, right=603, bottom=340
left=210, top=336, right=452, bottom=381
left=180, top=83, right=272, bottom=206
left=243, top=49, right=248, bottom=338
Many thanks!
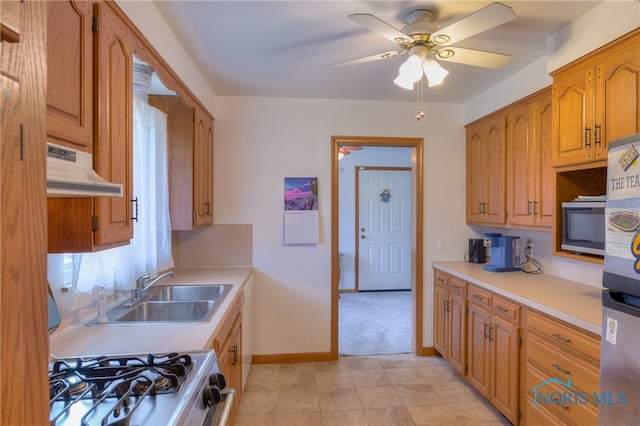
left=355, top=166, right=412, bottom=292
left=331, top=136, right=424, bottom=358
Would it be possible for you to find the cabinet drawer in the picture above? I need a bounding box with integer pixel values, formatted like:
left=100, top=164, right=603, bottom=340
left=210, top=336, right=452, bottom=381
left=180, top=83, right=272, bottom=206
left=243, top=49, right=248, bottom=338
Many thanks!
left=449, top=276, right=467, bottom=296
left=525, top=363, right=598, bottom=426
left=523, top=395, right=566, bottom=426
left=434, top=270, right=449, bottom=288
left=469, top=285, right=491, bottom=308
left=527, top=310, right=600, bottom=360
left=491, top=294, right=520, bottom=323
left=528, top=334, right=600, bottom=401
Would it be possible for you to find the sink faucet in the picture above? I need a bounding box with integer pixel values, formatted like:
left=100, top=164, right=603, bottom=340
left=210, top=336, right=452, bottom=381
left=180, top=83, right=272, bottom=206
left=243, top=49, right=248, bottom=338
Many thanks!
left=132, top=271, right=174, bottom=303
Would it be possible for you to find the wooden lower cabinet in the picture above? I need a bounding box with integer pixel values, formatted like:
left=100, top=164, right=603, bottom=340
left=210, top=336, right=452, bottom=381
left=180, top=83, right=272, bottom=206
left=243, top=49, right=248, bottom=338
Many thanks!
left=211, top=297, right=243, bottom=425
left=521, top=309, right=600, bottom=425
left=433, top=270, right=467, bottom=376
left=467, top=289, right=520, bottom=424
left=433, top=270, right=604, bottom=425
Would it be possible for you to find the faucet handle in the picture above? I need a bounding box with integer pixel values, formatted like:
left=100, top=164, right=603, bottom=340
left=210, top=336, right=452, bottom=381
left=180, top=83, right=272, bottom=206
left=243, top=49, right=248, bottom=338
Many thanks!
left=136, top=272, right=151, bottom=287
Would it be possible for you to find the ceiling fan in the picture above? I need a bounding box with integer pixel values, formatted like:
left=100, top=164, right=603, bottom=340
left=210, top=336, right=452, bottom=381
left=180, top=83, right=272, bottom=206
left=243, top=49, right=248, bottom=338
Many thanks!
left=329, top=2, right=516, bottom=89
left=338, top=146, right=363, bottom=158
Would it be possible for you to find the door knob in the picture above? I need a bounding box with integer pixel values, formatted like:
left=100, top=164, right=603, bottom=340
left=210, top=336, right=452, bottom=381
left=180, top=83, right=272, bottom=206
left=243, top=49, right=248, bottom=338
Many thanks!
left=361, top=227, right=365, bottom=232
left=361, top=235, right=365, bottom=239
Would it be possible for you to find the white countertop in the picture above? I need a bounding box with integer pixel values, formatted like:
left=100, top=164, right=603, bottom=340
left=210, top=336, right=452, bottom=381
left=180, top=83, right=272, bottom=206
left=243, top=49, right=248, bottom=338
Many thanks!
left=49, top=267, right=253, bottom=359
left=432, top=261, right=603, bottom=335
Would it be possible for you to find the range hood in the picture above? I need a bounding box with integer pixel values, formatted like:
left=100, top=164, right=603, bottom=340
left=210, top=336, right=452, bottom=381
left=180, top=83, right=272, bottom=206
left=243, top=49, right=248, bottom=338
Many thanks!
left=47, top=142, right=123, bottom=198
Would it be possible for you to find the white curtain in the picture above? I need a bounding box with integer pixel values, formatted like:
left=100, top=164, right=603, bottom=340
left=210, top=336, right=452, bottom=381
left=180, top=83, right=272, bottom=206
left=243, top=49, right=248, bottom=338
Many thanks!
left=48, top=97, right=174, bottom=308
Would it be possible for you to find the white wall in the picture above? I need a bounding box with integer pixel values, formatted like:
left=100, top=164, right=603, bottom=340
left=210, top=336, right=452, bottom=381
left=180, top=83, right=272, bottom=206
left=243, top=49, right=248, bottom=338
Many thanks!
left=212, top=97, right=471, bottom=354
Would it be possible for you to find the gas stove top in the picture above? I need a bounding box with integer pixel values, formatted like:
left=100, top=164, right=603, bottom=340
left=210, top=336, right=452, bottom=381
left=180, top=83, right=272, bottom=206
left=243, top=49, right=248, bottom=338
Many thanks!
left=49, top=351, right=227, bottom=426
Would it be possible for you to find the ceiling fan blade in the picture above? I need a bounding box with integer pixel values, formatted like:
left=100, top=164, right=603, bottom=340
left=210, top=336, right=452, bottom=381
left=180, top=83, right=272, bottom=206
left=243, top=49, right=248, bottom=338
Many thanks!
left=348, top=13, right=413, bottom=44
left=435, top=46, right=511, bottom=69
left=327, top=50, right=404, bottom=67
left=430, top=3, right=515, bottom=46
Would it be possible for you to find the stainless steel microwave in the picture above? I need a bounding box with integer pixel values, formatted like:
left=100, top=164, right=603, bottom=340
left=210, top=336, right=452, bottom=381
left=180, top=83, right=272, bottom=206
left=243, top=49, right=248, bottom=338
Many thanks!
left=561, top=201, right=606, bottom=256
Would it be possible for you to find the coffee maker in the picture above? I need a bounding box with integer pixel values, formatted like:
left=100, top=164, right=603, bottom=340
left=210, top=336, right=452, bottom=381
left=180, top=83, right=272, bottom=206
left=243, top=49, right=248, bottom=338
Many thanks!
left=468, top=238, right=486, bottom=263
left=483, top=233, right=521, bottom=272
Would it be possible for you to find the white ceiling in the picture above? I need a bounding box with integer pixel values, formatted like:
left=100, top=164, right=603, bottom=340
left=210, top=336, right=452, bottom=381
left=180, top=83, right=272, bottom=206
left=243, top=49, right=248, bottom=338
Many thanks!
left=153, top=1, right=603, bottom=104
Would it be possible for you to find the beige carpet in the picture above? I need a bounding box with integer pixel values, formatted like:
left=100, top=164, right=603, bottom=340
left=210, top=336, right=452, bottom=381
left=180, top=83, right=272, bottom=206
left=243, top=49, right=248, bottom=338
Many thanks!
left=339, top=291, right=412, bottom=355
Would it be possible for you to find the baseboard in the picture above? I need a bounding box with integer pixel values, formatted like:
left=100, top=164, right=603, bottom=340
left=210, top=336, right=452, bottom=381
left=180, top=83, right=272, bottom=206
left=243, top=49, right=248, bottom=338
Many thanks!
left=419, top=347, right=440, bottom=356
left=252, top=352, right=335, bottom=364
left=253, top=349, right=440, bottom=364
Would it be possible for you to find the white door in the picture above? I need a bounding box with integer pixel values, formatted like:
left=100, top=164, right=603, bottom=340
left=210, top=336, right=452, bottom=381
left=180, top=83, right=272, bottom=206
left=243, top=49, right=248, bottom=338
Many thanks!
left=357, top=168, right=412, bottom=291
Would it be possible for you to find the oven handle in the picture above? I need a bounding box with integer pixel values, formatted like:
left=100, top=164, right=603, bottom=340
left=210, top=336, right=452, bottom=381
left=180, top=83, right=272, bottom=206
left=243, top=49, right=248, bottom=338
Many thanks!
left=216, top=388, right=236, bottom=426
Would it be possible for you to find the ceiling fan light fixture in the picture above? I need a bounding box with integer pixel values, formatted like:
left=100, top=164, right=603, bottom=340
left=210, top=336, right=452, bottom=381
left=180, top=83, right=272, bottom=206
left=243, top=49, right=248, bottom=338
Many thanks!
left=422, top=58, right=449, bottom=87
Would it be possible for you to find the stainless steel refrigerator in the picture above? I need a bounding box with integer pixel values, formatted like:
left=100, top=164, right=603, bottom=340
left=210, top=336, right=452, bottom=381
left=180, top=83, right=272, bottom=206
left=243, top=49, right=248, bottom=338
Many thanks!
left=600, top=132, right=640, bottom=425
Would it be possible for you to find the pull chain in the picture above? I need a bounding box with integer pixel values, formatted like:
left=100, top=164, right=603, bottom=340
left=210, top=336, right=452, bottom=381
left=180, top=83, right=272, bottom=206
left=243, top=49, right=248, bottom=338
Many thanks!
left=416, top=77, right=425, bottom=121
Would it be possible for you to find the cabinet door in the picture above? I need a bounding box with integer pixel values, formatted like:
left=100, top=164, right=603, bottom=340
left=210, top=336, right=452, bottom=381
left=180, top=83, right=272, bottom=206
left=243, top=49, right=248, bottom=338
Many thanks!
left=467, top=303, right=491, bottom=397
left=93, top=2, right=134, bottom=247
left=466, top=122, right=487, bottom=223
left=485, top=115, right=506, bottom=225
left=433, top=284, right=449, bottom=357
left=595, top=32, right=640, bottom=160
left=489, top=315, right=519, bottom=423
left=193, top=107, right=214, bottom=226
left=536, top=94, right=554, bottom=227
left=46, top=0, right=93, bottom=151
left=507, top=101, right=535, bottom=226
left=448, top=292, right=467, bottom=376
left=552, top=64, right=595, bottom=166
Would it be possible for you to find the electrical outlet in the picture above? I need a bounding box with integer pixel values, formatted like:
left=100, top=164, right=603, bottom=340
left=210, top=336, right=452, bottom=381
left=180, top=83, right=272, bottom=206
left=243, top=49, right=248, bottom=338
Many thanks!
left=437, top=238, right=446, bottom=251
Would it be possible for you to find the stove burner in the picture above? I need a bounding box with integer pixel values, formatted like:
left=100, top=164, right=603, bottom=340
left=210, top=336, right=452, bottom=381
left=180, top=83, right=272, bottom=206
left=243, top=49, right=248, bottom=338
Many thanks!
left=49, top=351, right=220, bottom=426
left=66, top=375, right=88, bottom=396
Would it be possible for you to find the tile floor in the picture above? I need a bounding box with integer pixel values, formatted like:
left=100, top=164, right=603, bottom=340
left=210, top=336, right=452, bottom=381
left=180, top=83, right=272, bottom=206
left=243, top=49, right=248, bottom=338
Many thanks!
left=236, top=354, right=512, bottom=425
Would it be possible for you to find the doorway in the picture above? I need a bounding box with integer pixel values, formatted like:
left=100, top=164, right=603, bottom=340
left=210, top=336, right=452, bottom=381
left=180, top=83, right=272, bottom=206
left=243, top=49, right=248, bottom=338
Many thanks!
left=331, top=136, right=424, bottom=358
left=357, top=167, right=412, bottom=292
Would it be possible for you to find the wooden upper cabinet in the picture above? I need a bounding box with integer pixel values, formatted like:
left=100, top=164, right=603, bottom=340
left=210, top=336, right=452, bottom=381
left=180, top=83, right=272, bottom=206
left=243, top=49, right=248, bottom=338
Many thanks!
left=193, top=107, right=214, bottom=227
left=46, top=0, right=93, bottom=151
left=466, top=113, right=506, bottom=225
left=48, top=1, right=134, bottom=252
left=506, top=88, right=553, bottom=228
left=552, top=29, right=640, bottom=167
left=596, top=32, right=640, bottom=153
left=148, top=96, right=214, bottom=230
left=92, top=2, right=134, bottom=246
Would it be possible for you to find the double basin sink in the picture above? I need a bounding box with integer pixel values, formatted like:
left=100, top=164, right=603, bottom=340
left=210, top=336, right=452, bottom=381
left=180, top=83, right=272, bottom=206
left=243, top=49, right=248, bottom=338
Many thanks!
left=88, top=284, right=232, bottom=326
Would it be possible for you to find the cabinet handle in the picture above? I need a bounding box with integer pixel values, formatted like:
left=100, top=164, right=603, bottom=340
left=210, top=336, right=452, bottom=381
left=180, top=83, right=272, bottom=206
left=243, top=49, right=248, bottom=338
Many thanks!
left=484, top=324, right=490, bottom=339
left=444, top=300, right=450, bottom=314
left=495, top=305, right=509, bottom=313
left=551, top=397, right=570, bottom=411
left=488, top=326, right=494, bottom=342
left=437, top=277, right=445, bottom=284
left=533, top=201, right=539, bottom=215
left=131, top=197, right=139, bottom=223
left=594, top=124, right=601, bottom=145
left=527, top=201, right=532, bottom=215
left=551, top=363, right=571, bottom=375
left=584, top=127, right=591, bottom=148
left=230, top=344, right=238, bottom=366
left=551, top=333, right=571, bottom=344
left=473, top=294, right=486, bottom=302
left=204, top=201, right=211, bottom=215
